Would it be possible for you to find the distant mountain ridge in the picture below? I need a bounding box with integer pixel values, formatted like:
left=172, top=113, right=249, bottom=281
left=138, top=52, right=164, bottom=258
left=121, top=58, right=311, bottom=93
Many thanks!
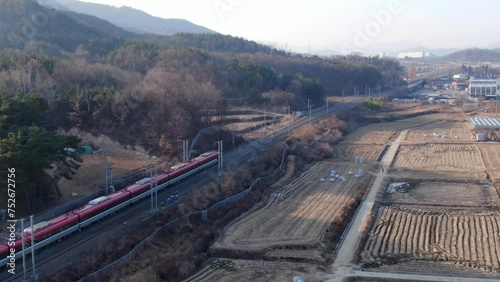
left=442, top=48, right=500, bottom=62
left=38, top=0, right=217, bottom=35
left=0, top=0, right=134, bottom=55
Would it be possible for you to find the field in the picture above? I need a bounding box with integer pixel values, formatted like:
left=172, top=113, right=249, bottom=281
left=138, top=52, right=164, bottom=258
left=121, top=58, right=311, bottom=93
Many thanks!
left=183, top=259, right=325, bottom=282
left=478, top=144, right=500, bottom=181
left=332, top=145, right=386, bottom=162
left=335, top=120, right=433, bottom=163
left=212, top=161, right=373, bottom=259
left=404, top=121, right=474, bottom=143
left=391, top=144, right=486, bottom=180
left=362, top=206, right=500, bottom=274
left=342, top=123, right=409, bottom=145
left=384, top=182, right=499, bottom=207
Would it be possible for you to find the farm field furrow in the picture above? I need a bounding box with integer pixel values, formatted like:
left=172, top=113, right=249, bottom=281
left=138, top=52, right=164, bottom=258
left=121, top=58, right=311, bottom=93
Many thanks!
left=362, top=207, right=500, bottom=275
left=384, top=181, right=495, bottom=207
left=212, top=161, right=373, bottom=256
left=391, top=144, right=486, bottom=179
left=478, top=144, right=500, bottom=181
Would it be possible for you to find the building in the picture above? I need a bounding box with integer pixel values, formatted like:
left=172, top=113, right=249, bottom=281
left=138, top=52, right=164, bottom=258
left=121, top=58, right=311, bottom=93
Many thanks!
left=453, top=73, right=469, bottom=80
left=397, top=51, right=431, bottom=59
left=431, top=73, right=451, bottom=90
left=469, top=117, right=500, bottom=130
left=469, top=77, right=497, bottom=98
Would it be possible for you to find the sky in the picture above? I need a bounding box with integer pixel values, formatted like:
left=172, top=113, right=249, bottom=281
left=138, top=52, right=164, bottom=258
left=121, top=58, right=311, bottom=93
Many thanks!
left=81, top=0, right=500, bottom=54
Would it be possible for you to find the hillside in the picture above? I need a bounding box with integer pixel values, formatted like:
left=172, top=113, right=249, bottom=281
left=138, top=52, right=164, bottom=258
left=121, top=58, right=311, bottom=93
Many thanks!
left=0, top=0, right=133, bottom=55
left=443, top=48, right=500, bottom=62
left=40, top=0, right=217, bottom=35
left=143, top=33, right=289, bottom=56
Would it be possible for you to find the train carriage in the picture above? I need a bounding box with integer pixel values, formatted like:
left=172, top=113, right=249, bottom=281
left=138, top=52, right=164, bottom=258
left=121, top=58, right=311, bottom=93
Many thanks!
left=75, top=189, right=131, bottom=226
left=25, top=213, right=79, bottom=242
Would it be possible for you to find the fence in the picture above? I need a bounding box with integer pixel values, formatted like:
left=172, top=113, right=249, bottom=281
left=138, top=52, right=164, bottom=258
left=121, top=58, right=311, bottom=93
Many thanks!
left=79, top=146, right=295, bottom=282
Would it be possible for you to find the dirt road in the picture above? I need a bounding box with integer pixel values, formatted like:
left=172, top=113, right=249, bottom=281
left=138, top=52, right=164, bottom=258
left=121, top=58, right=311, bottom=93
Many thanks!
left=329, top=130, right=408, bottom=281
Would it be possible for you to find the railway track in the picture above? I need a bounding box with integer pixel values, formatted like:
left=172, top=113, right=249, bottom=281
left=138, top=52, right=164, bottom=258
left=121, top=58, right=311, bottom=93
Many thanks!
left=2, top=93, right=382, bottom=281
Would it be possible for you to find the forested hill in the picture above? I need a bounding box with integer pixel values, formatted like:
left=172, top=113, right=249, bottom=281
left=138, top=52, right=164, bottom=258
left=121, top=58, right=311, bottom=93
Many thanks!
left=143, top=33, right=289, bottom=56
left=0, top=0, right=134, bottom=56
left=443, top=48, right=500, bottom=62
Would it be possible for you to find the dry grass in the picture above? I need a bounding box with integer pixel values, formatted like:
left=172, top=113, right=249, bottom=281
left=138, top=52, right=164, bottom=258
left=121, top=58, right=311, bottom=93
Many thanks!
left=478, top=144, right=500, bottom=181
left=391, top=144, right=486, bottom=179
left=332, top=145, right=386, bottom=162
left=404, top=122, right=474, bottom=143
left=58, top=130, right=158, bottom=201
left=212, top=161, right=372, bottom=255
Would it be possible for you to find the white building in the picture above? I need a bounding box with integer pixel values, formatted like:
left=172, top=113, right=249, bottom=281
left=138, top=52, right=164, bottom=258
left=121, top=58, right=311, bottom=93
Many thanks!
left=453, top=73, right=468, bottom=80
left=397, top=51, right=431, bottom=59
left=469, top=77, right=497, bottom=98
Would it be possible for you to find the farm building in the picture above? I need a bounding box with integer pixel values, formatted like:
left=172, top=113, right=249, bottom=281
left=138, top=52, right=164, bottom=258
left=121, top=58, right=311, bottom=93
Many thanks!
left=468, top=117, right=500, bottom=130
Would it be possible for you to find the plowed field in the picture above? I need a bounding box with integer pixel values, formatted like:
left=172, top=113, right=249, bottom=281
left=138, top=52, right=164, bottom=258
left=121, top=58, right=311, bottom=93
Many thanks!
left=391, top=144, right=486, bottom=179
left=362, top=207, right=500, bottom=274
left=213, top=161, right=373, bottom=255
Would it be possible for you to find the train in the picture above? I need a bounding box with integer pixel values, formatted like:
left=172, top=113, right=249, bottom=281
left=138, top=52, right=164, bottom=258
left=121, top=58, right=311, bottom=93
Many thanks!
left=0, top=151, right=219, bottom=268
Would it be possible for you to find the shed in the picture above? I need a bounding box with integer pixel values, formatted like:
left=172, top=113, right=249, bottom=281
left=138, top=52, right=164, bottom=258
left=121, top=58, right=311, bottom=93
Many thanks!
left=80, top=145, right=94, bottom=154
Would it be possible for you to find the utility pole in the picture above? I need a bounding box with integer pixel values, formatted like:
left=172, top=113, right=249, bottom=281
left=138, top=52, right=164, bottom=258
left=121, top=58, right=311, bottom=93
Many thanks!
left=264, top=110, right=267, bottom=129
left=30, top=215, right=38, bottom=281
left=369, top=87, right=371, bottom=97
left=309, top=104, right=312, bottom=124
left=288, top=104, right=291, bottom=136
left=379, top=84, right=381, bottom=94
left=109, top=166, right=113, bottom=193
left=155, top=167, right=158, bottom=211
left=232, top=131, right=235, bottom=149
left=183, top=140, right=186, bottom=163
left=307, top=98, right=310, bottom=110
left=150, top=169, right=154, bottom=214
left=217, top=141, right=223, bottom=175
left=21, top=218, right=27, bottom=282
left=354, top=86, right=357, bottom=97
left=182, top=140, right=189, bottom=163
left=105, top=165, right=113, bottom=194
left=326, top=94, right=329, bottom=115
left=149, top=167, right=158, bottom=213
left=342, top=90, right=344, bottom=103
left=104, top=166, right=108, bottom=195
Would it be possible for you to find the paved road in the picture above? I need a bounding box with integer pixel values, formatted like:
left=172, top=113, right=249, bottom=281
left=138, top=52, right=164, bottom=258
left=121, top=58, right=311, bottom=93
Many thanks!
left=328, top=131, right=407, bottom=282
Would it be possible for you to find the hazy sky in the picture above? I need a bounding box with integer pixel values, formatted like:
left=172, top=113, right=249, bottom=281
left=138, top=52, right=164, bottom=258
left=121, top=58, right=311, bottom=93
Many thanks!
left=82, top=0, right=500, bottom=53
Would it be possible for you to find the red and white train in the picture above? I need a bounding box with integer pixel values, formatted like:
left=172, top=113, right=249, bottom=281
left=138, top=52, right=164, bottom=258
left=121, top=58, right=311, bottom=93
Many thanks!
left=0, top=151, right=219, bottom=268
